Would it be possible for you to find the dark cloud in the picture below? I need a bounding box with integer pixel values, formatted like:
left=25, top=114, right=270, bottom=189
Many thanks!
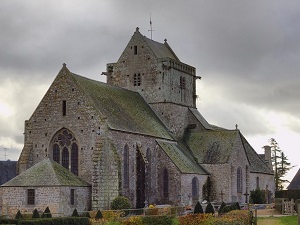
left=1, top=0, right=300, bottom=165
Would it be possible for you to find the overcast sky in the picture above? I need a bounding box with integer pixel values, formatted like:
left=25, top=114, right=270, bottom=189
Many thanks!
left=1, top=0, right=300, bottom=186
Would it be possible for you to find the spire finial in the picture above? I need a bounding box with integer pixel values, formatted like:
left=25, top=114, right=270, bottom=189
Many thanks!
left=63, top=63, right=66, bottom=68
left=164, top=38, right=167, bottom=43
left=136, top=27, right=139, bottom=32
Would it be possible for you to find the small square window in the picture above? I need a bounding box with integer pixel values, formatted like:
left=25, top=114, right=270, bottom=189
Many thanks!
left=27, top=189, right=35, bottom=205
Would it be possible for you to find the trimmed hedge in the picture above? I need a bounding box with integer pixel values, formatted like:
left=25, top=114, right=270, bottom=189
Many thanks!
left=142, top=215, right=174, bottom=225
left=17, top=217, right=89, bottom=225
left=0, top=218, right=19, bottom=224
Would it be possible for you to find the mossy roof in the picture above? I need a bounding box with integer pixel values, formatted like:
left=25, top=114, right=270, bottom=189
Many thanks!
left=240, top=134, right=273, bottom=174
left=186, top=130, right=238, bottom=164
left=156, top=140, right=208, bottom=175
left=71, top=73, right=173, bottom=140
left=189, top=108, right=212, bottom=130
left=1, top=158, right=90, bottom=187
left=185, top=130, right=273, bottom=174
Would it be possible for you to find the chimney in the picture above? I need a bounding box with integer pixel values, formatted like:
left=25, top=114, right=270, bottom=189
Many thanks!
left=263, top=145, right=273, bottom=171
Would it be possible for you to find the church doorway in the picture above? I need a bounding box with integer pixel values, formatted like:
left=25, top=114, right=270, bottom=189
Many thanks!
left=136, top=147, right=146, bottom=208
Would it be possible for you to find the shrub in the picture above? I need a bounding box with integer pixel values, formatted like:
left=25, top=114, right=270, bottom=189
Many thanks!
left=72, top=208, right=80, bottom=217
left=142, top=215, right=174, bottom=225
left=95, top=209, right=103, bottom=219
left=194, top=201, right=204, bottom=214
left=250, top=188, right=266, bottom=204
left=15, top=210, right=23, bottom=219
left=32, top=209, right=40, bottom=218
left=41, top=207, right=52, bottom=218
left=111, top=196, right=131, bottom=210
left=121, top=216, right=143, bottom=225
left=218, top=202, right=226, bottom=215
left=205, top=202, right=215, bottom=214
left=220, top=205, right=231, bottom=214
left=232, top=202, right=241, bottom=210
left=179, top=213, right=214, bottom=225
left=0, top=218, right=18, bottom=224
left=144, top=207, right=159, bottom=215
left=213, top=210, right=251, bottom=225
left=17, top=217, right=89, bottom=225
left=81, top=211, right=91, bottom=218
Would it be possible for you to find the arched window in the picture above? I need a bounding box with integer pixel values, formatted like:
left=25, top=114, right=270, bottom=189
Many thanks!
left=53, top=144, right=60, bottom=163
left=123, top=144, right=129, bottom=187
left=192, top=177, right=199, bottom=198
left=62, top=147, right=69, bottom=169
left=71, top=143, right=78, bottom=175
left=50, top=128, right=78, bottom=175
left=237, top=167, right=242, bottom=193
left=163, top=168, right=169, bottom=198
left=256, top=177, right=260, bottom=189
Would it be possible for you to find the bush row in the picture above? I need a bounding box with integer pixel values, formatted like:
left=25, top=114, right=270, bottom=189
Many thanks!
left=179, top=210, right=251, bottom=225
left=0, top=217, right=89, bottom=225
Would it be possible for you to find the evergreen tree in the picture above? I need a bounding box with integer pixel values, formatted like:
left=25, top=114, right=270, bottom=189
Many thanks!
left=95, top=210, right=103, bottom=220
left=41, top=207, right=52, bottom=218
left=193, top=201, right=204, bottom=214
left=270, top=138, right=295, bottom=190
left=15, top=210, right=23, bottom=220
left=218, top=202, right=226, bottom=215
left=205, top=202, right=215, bottom=214
left=32, top=209, right=40, bottom=218
left=71, top=208, right=79, bottom=217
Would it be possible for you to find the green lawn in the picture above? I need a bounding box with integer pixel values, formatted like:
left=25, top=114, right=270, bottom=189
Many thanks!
left=258, top=216, right=298, bottom=225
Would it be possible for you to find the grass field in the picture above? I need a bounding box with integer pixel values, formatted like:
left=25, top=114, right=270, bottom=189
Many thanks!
left=257, top=216, right=298, bottom=225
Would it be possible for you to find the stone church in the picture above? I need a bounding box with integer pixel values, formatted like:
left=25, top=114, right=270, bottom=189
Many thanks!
left=1, top=27, right=274, bottom=215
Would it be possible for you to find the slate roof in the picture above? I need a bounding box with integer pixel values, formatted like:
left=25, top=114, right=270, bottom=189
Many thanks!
left=2, top=158, right=90, bottom=187
left=0, top=161, right=17, bottom=185
left=185, top=129, right=273, bottom=174
left=189, top=108, right=212, bottom=130
left=71, top=72, right=173, bottom=140
left=143, top=35, right=179, bottom=61
left=156, top=140, right=208, bottom=175
left=239, top=133, right=273, bottom=174
left=185, top=130, right=237, bottom=164
left=287, top=169, right=300, bottom=190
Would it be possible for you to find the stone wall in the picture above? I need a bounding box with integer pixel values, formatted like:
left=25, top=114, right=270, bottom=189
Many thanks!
left=181, top=174, right=207, bottom=206
left=1, top=186, right=90, bottom=217
left=18, top=68, right=106, bottom=184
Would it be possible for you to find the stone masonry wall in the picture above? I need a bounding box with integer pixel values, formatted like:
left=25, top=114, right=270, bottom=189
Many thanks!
left=1, top=186, right=90, bottom=217
left=181, top=174, right=207, bottom=206
left=18, top=67, right=107, bottom=186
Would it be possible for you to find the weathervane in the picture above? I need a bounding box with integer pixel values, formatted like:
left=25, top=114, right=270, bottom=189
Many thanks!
left=148, top=13, right=155, bottom=40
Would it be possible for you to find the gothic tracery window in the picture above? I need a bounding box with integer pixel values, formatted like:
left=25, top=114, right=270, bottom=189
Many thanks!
left=51, top=129, right=78, bottom=175
left=237, top=167, right=242, bottom=193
